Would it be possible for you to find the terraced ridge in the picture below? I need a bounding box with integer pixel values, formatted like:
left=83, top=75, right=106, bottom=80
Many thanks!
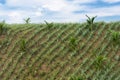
left=0, top=22, right=120, bottom=80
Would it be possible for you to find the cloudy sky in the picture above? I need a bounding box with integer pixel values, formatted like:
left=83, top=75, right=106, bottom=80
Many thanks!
left=0, top=0, right=120, bottom=23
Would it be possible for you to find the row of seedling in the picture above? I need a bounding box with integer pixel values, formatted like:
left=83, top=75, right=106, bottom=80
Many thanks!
left=71, top=24, right=108, bottom=78
left=44, top=27, right=78, bottom=79
left=13, top=26, right=51, bottom=79
left=14, top=26, right=64, bottom=79
left=0, top=27, right=34, bottom=77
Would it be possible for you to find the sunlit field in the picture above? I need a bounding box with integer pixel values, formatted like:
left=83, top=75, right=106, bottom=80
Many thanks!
left=0, top=17, right=120, bottom=80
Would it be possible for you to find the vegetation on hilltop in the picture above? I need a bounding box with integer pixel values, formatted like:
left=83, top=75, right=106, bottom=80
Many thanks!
left=0, top=16, right=120, bottom=80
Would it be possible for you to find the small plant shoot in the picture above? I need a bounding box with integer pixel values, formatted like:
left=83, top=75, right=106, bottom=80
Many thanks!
left=86, top=15, right=97, bottom=31
left=0, top=20, right=5, bottom=35
left=94, top=55, right=107, bottom=70
left=24, top=17, right=31, bottom=24
left=44, top=20, right=53, bottom=29
left=108, top=30, right=120, bottom=46
left=69, top=75, right=85, bottom=80
left=68, top=37, right=78, bottom=51
left=19, top=39, right=27, bottom=52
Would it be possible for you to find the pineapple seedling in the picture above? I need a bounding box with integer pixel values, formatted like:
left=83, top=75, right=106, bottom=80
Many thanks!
left=86, top=15, right=97, bottom=31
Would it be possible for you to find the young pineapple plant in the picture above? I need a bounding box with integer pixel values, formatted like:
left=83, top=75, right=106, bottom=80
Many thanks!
left=93, top=55, right=107, bottom=70
left=68, top=37, right=78, bottom=52
left=108, top=30, right=120, bottom=46
left=69, top=75, right=85, bottom=80
left=0, top=20, right=5, bottom=35
left=19, top=39, right=27, bottom=52
left=86, top=15, right=97, bottom=31
left=44, top=20, right=53, bottom=29
left=0, top=38, right=10, bottom=48
left=24, top=17, right=31, bottom=24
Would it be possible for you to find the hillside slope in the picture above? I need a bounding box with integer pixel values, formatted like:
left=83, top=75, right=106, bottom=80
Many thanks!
left=0, top=22, right=120, bottom=80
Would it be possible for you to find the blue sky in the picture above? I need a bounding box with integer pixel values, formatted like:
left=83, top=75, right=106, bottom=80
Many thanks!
left=0, top=0, right=120, bottom=23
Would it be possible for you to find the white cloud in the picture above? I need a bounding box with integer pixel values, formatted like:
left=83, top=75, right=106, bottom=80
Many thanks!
left=102, top=0, right=120, bottom=3
left=0, top=0, right=119, bottom=23
left=85, top=5, right=120, bottom=17
left=0, top=8, right=43, bottom=23
left=49, top=5, right=120, bottom=22
left=5, top=0, right=91, bottom=12
left=35, top=12, right=42, bottom=17
left=3, top=0, right=88, bottom=23
left=72, top=0, right=97, bottom=4
left=8, top=11, right=23, bottom=23
left=41, top=0, right=67, bottom=11
left=5, top=0, right=68, bottom=11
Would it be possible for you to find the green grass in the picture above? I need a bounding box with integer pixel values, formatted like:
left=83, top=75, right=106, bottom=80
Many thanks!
left=0, top=22, right=120, bottom=80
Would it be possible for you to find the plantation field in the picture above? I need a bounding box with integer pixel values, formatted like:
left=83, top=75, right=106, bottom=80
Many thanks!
left=0, top=22, right=120, bottom=80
